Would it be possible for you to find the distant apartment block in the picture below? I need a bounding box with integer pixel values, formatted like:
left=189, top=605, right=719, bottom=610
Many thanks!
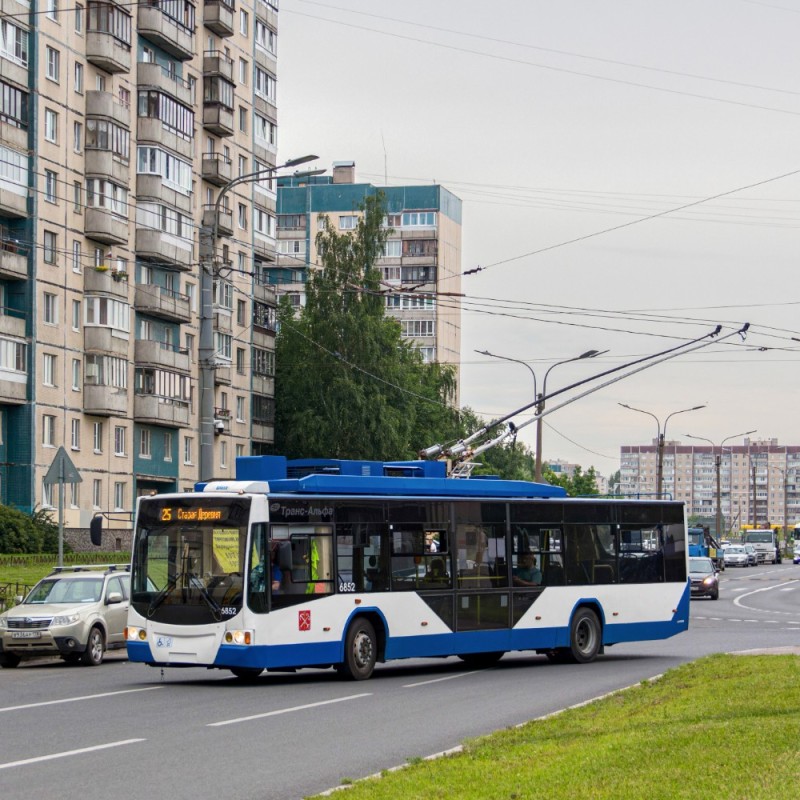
left=620, top=437, right=800, bottom=531
left=0, top=0, right=281, bottom=539
left=275, top=162, right=463, bottom=403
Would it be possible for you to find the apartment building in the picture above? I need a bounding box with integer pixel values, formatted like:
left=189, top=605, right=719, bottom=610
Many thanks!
left=0, top=0, right=280, bottom=539
left=275, top=162, right=463, bottom=403
left=620, top=437, right=800, bottom=532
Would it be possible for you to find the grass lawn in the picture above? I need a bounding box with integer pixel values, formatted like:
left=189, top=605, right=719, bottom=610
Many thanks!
left=315, top=653, right=800, bottom=800
left=0, top=554, right=125, bottom=600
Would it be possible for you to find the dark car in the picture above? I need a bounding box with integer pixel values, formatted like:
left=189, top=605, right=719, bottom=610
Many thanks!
left=689, top=557, right=719, bottom=600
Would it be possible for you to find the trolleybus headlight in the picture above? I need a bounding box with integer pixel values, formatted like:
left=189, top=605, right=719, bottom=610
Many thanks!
left=125, top=626, right=146, bottom=641
left=224, top=630, right=253, bottom=645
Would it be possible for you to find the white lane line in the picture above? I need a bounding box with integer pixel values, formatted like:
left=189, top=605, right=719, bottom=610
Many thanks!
left=0, top=739, right=146, bottom=770
left=0, top=686, right=163, bottom=714
left=403, top=670, right=482, bottom=688
left=208, top=693, right=372, bottom=727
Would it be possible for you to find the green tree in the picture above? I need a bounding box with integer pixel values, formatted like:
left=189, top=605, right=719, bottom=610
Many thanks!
left=274, top=193, right=460, bottom=460
left=0, top=505, right=66, bottom=553
left=543, top=465, right=599, bottom=496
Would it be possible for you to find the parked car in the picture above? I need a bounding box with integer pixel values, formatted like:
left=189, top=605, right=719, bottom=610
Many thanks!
left=689, top=557, right=720, bottom=600
left=724, top=545, right=749, bottom=568
left=743, top=544, right=759, bottom=566
left=0, top=564, right=130, bottom=668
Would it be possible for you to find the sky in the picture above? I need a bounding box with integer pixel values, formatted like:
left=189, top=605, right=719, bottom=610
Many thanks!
left=275, top=0, right=800, bottom=476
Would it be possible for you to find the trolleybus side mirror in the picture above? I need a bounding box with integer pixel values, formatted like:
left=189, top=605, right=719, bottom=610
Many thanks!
left=90, top=515, right=103, bottom=547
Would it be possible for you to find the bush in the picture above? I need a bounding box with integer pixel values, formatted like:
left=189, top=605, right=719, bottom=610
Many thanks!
left=0, top=504, right=71, bottom=554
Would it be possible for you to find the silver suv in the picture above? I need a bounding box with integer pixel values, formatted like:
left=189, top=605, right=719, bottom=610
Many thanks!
left=0, top=564, right=130, bottom=668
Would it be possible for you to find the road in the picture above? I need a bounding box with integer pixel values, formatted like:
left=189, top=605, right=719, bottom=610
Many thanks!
left=2, top=563, right=798, bottom=800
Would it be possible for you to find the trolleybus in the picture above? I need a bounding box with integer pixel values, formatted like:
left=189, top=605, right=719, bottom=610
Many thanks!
left=118, top=456, right=690, bottom=680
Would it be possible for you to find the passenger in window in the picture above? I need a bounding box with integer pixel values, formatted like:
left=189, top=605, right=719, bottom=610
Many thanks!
left=270, top=542, right=283, bottom=593
left=513, top=553, right=542, bottom=587
left=426, top=532, right=439, bottom=553
left=428, top=557, right=447, bottom=582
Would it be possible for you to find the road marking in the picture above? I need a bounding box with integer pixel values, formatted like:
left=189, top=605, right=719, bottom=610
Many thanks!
left=0, top=739, right=145, bottom=770
left=208, top=693, right=371, bottom=727
left=403, top=670, right=482, bottom=688
left=734, top=579, right=800, bottom=612
left=0, top=686, right=163, bottom=714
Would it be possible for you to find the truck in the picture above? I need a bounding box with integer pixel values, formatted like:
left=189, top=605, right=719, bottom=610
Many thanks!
left=742, top=528, right=781, bottom=564
left=688, top=526, right=725, bottom=571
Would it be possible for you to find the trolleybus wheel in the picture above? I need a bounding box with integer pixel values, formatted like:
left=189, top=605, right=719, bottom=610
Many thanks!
left=337, top=618, right=376, bottom=681
left=568, top=607, right=601, bottom=664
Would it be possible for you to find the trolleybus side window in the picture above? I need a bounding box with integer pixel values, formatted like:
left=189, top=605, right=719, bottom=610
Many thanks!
left=336, top=523, right=389, bottom=593
left=390, top=524, right=449, bottom=590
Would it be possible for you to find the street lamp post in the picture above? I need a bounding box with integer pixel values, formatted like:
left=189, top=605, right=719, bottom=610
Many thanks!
left=536, top=350, right=602, bottom=481
left=685, top=430, right=756, bottom=538
left=474, top=349, right=537, bottom=403
left=198, top=155, right=320, bottom=482
left=619, top=403, right=706, bottom=498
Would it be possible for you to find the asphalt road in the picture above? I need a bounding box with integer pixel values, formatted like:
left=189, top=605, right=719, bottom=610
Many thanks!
left=2, top=562, right=798, bottom=800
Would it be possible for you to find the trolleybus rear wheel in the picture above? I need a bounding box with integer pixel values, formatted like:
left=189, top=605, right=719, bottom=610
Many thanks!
left=568, top=607, right=601, bottom=663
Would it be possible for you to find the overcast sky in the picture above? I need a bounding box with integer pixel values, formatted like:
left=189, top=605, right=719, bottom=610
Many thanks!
left=276, top=0, right=800, bottom=476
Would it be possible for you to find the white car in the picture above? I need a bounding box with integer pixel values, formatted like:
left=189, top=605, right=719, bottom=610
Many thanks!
left=0, top=564, right=130, bottom=668
left=723, top=545, right=748, bottom=568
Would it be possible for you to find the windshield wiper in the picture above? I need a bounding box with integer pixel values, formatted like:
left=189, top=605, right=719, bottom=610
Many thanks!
left=147, top=572, right=223, bottom=621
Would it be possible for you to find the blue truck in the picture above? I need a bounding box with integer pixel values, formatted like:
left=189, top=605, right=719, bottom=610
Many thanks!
left=688, top=526, right=725, bottom=571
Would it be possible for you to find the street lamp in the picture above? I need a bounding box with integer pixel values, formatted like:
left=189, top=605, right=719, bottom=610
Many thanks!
left=198, top=155, right=321, bottom=482
left=475, top=350, right=537, bottom=399
left=536, top=350, right=602, bottom=481
left=619, top=403, right=706, bottom=498
left=685, top=430, right=756, bottom=538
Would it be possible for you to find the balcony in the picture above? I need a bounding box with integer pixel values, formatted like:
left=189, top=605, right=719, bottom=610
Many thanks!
left=84, top=326, right=130, bottom=357
left=202, top=103, right=234, bottom=137
left=0, top=373, right=27, bottom=404
left=0, top=176, right=27, bottom=218
left=86, top=90, right=132, bottom=127
left=213, top=364, right=231, bottom=385
left=202, top=153, right=233, bottom=186
left=203, top=50, right=234, bottom=82
left=83, top=384, right=129, bottom=417
left=213, top=311, right=232, bottom=333
left=204, top=0, right=234, bottom=36
left=136, top=174, right=192, bottom=215
left=86, top=31, right=132, bottom=74
left=252, top=374, right=274, bottom=397
left=135, top=228, right=194, bottom=269
left=134, top=284, right=191, bottom=323
left=138, top=6, right=196, bottom=61
left=202, top=206, right=233, bottom=237
left=136, top=117, right=194, bottom=160
left=253, top=280, right=277, bottom=305
left=0, top=236, right=27, bottom=280
left=84, top=208, right=128, bottom=245
left=134, top=339, right=190, bottom=373
left=84, top=148, right=131, bottom=187
left=134, top=393, right=190, bottom=427
left=137, top=62, right=194, bottom=107
left=0, top=308, right=25, bottom=339
left=251, top=421, right=274, bottom=443
left=84, top=267, right=130, bottom=300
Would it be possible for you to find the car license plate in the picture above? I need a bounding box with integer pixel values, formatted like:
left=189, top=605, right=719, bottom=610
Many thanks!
left=12, top=631, right=42, bottom=639
left=155, top=636, right=173, bottom=648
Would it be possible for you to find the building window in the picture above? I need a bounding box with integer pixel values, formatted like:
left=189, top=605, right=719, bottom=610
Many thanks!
left=72, top=241, right=82, bottom=273
left=43, top=292, right=58, bottom=324
left=45, top=170, right=58, bottom=203
left=46, top=46, right=60, bottom=82
left=44, top=108, right=58, bottom=143
left=74, top=62, right=84, bottom=94
left=140, top=428, right=151, bottom=458
left=339, top=215, right=357, bottom=230
left=42, top=481, right=53, bottom=509
left=43, top=353, right=56, bottom=386
left=113, top=481, right=125, bottom=511
left=220, top=440, right=228, bottom=469
left=75, top=3, right=84, bottom=33
left=71, top=418, right=81, bottom=450
left=183, top=436, right=193, bottom=465
left=238, top=203, right=247, bottom=230
left=92, top=479, right=101, bottom=509
left=43, top=231, right=57, bottom=264
left=69, top=482, right=80, bottom=508
left=72, top=299, right=81, bottom=330
left=236, top=347, right=245, bottom=374
left=43, top=415, right=56, bottom=447
left=164, top=432, right=173, bottom=462
left=238, top=106, right=247, bottom=133
left=72, top=358, right=81, bottom=390
left=73, top=121, right=82, bottom=153
left=93, top=422, right=103, bottom=453
left=114, top=425, right=126, bottom=456
left=236, top=396, right=245, bottom=422
left=240, top=9, right=248, bottom=35
left=46, top=0, right=58, bottom=21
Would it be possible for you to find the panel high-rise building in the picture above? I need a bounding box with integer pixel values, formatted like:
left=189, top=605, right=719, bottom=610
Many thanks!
left=0, top=0, right=280, bottom=546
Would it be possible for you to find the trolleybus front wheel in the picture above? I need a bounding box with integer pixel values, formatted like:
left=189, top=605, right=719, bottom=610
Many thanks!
left=230, top=667, right=264, bottom=680
left=337, top=618, right=376, bottom=680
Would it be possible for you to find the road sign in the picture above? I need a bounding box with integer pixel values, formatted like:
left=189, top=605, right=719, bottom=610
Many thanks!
left=44, top=446, right=82, bottom=485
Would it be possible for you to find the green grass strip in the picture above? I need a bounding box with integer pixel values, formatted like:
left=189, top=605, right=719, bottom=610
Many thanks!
left=314, top=654, right=800, bottom=800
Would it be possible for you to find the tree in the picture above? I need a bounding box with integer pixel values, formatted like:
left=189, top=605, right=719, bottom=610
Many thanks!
left=543, top=465, right=599, bottom=497
left=0, top=504, right=67, bottom=553
left=274, top=193, right=461, bottom=460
